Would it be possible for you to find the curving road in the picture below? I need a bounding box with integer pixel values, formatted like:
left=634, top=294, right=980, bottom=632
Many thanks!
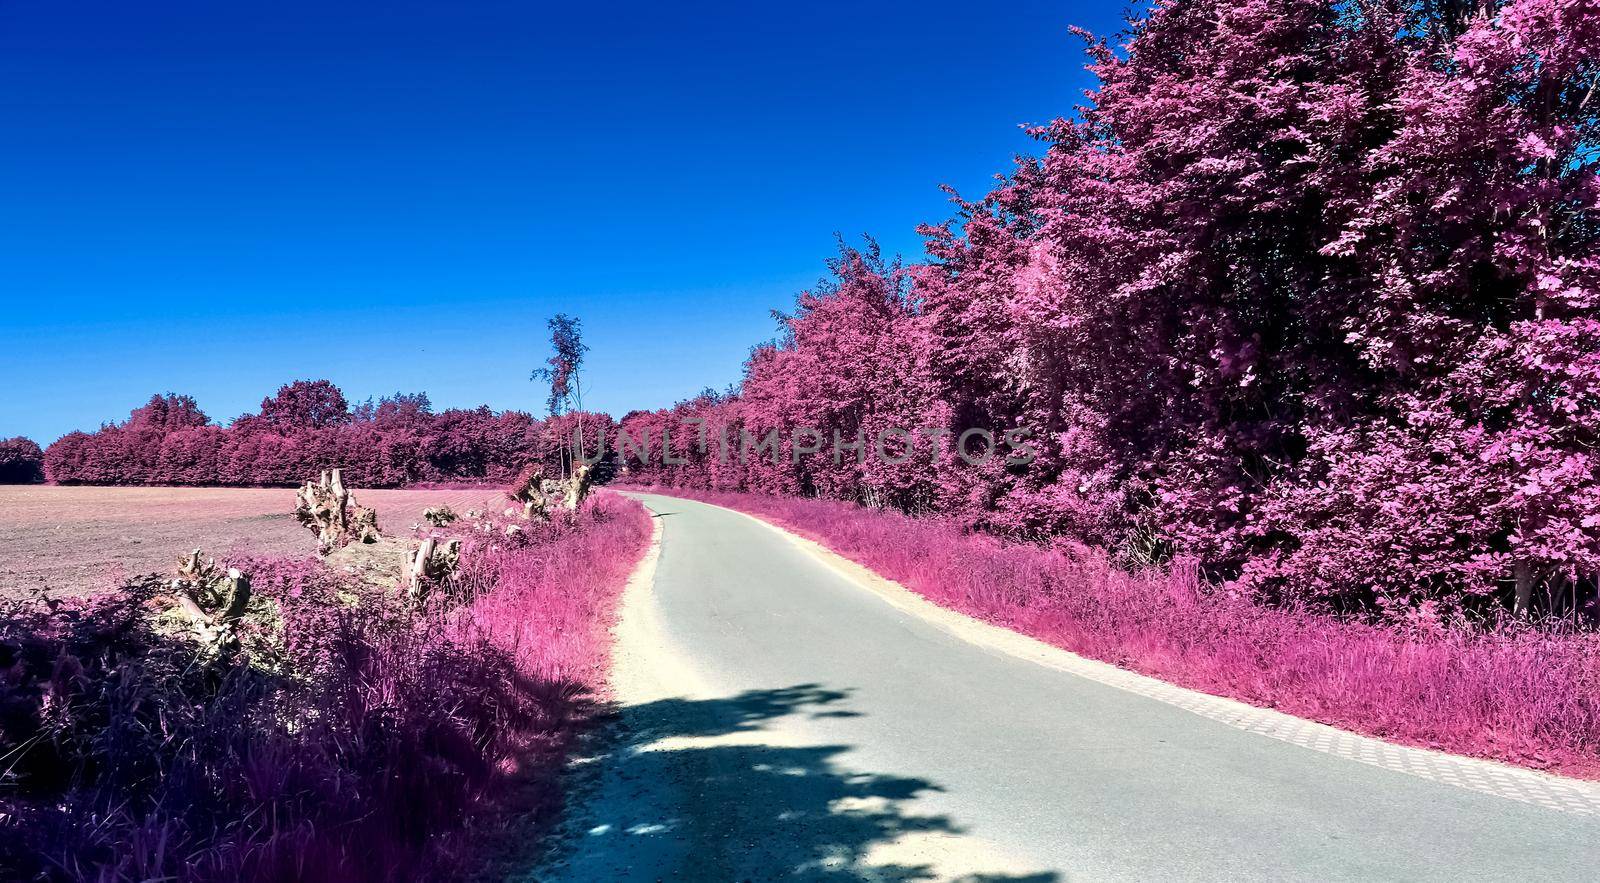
left=536, top=493, right=1595, bottom=881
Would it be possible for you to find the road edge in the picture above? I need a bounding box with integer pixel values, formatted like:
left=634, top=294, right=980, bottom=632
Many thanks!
left=636, top=492, right=1600, bottom=817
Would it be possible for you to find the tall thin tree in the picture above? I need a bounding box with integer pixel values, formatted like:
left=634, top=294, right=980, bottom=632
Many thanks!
left=531, top=314, right=589, bottom=476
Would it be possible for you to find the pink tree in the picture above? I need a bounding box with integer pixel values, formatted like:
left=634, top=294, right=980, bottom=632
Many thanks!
left=621, top=0, right=1600, bottom=622
left=0, top=437, right=44, bottom=483
left=128, top=393, right=210, bottom=432
left=249, top=380, right=352, bottom=432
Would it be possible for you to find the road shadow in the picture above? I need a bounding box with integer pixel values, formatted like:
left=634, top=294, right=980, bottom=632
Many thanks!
left=518, top=683, right=1062, bottom=882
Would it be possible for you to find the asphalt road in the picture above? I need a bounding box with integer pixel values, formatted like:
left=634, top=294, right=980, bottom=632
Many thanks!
left=539, top=493, right=1595, bottom=882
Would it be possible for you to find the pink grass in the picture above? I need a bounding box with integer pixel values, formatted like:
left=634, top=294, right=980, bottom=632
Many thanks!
left=634, top=485, right=1600, bottom=779
left=453, top=491, right=650, bottom=700
left=0, top=492, right=652, bottom=881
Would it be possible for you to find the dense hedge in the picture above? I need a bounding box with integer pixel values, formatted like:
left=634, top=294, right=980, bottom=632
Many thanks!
left=43, top=383, right=612, bottom=489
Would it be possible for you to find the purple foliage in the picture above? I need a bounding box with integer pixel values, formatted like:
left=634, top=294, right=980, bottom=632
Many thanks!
left=0, top=494, right=651, bottom=881
left=620, top=0, right=1600, bottom=622
left=0, top=437, right=45, bottom=484
left=43, top=383, right=617, bottom=489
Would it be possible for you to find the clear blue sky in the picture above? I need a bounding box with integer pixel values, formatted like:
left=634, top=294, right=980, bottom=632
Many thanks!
left=0, top=0, right=1121, bottom=444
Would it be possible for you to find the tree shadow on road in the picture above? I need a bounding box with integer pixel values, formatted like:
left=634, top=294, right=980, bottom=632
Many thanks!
left=519, top=683, right=1062, bottom=882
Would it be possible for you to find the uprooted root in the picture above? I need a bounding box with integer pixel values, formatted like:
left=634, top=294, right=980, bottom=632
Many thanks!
left=506, top=462, right=594, bottom=521
left=294, top=468, right=381, bottom=554
left=162, top=549, right=253, bottom=653
left=406, top=536, right=462, bottom=605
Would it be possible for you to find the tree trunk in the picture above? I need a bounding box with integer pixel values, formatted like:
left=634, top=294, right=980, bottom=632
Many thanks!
left=329, top=469, right=349, bottom=532
left=1513, top=561, right=1536, bottom=616
left=564, top=462, right=595, bottom=510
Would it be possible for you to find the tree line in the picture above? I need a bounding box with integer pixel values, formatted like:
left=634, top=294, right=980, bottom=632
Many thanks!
left=619, top=0, right=1600, bottom=625
left=40, top=381, right=615, bottom=489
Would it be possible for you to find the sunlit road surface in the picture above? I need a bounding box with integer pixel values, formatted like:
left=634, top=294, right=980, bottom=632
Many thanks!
left=536, top=493, right=1594, bottom=882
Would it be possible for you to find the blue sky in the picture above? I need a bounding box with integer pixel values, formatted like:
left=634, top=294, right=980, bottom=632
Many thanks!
left=0, top=0, right=1122, bottom=444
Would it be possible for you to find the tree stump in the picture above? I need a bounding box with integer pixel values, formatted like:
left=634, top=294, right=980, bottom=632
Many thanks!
left=509, top=464, right=552, bottom=521
left=351, top=503, right=381, bottom=543
left=294, top=468, right=380, bottom=553
left=422, top=505, right=458, bottom=527
left=564, top=462, right=595, bottom=510
left=166, top=550, right=252, bottom=651
left=507, top=462, right=594, bottom=520
left=407, top=536, right=461, bottom=605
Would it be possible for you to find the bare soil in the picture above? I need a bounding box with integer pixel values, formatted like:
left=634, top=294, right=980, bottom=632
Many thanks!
left=0, top=485, right=504, bottom=596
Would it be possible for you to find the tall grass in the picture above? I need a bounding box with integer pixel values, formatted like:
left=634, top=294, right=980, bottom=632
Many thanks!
left=0, top=493, right=650, bottom=881
left=641, top=487, right=1600, bottom=778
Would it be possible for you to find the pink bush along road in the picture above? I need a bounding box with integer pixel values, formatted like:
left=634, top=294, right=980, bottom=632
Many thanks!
left=0, top=492, right=652, bottom=881
left=42, top=383, right=616, bottom=488
left=634, top=486, right=1600, bottom=779
left=616, top=0, right=1600, bottom=625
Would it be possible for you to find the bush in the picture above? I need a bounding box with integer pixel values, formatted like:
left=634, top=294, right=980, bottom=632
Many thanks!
left=0, top=437, right=44, bottom=483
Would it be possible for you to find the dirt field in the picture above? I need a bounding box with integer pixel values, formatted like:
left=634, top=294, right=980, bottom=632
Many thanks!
left=0, top=485, right=506, bottom=596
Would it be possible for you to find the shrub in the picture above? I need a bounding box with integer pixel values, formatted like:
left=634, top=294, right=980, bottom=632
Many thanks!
left=0, top=437, right=44, bottom=483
